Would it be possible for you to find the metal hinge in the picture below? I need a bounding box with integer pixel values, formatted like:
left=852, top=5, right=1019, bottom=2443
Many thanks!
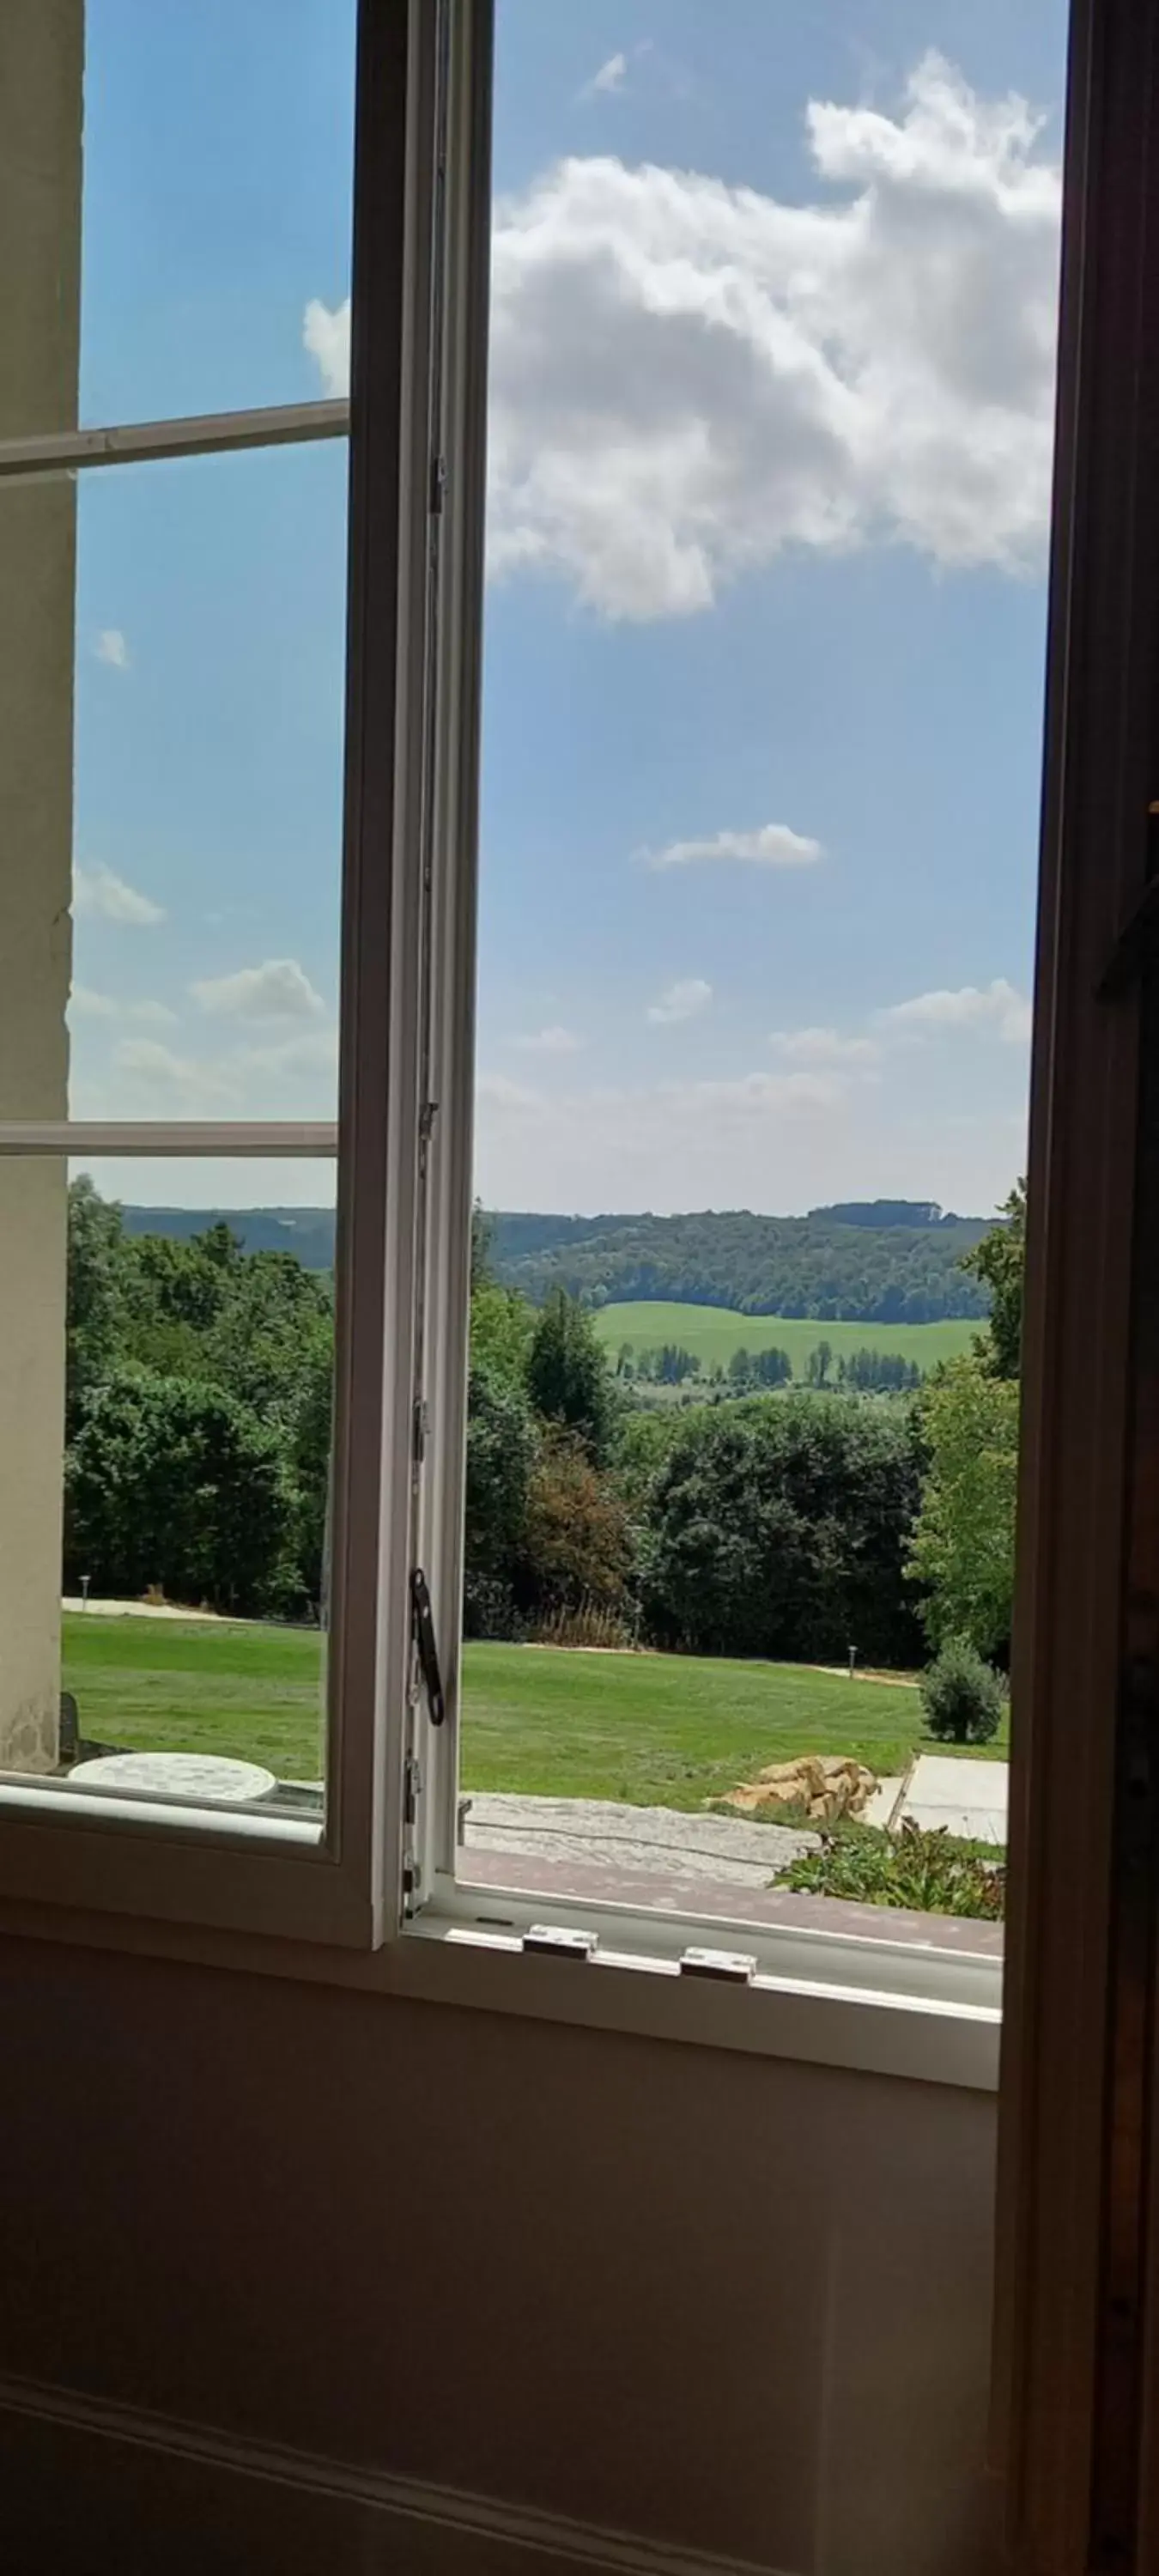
left=679, top=1947, right=756, bottom=1984
left=522, top=1924, right=599, bottom=1960
left=410, top=1566, right=446, bottom=1727
left=402, top=1753, right=423, bottom=1911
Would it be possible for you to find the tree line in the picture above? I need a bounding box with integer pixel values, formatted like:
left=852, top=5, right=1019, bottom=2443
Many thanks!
left=61, top=1178, right=1022, bottom=1671
left=488, top=1203, right=991, bottom=1323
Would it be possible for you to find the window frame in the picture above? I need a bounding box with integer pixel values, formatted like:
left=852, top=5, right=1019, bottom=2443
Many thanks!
left=0, top=0, right=1038, bottom=2097
left=0, top=0, right=432, bottom=1947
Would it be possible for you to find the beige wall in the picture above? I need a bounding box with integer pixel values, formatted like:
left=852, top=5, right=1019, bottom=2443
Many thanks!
left=0, top=1937, right=1002, bottom=2573
left=0, top=0, right=82, bottom=1769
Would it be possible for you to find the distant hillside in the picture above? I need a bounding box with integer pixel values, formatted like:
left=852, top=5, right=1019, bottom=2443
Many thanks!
left=119, top=1197, right=993, bottom=1324
left=120, top=1205, right=338, bottom=1270
left=486, top=1203, right=991, bottom=1323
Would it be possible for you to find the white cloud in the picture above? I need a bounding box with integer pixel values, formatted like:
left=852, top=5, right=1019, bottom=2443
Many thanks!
left=70, top=986, right=175, bottom=1025
left=769, top=1024, right=880, bottom=1066
left=882, top=977, right=1033, bottom=1044
left=647, top=822, right=822, bottom=871
left=94, top=629, right=130, bottom=670
left=73, top=866, right=165, bottom=927
left=474, top=1059, right=1022, bottom=1215
left=112, top=1038, right=237, bottom=1104
left=486, top=52, right=1060, bottom=617
left=581, top=52, right=627, bottom=100
left=512, top=1024, right=583, bottom=1054
left=191, top=958, right=326, bottom=1023
left=647, top=977, right=713, bottom=1025
left=236, top=1028, right=339, bottom=1078
left=303, top=296, right=350, bottom=398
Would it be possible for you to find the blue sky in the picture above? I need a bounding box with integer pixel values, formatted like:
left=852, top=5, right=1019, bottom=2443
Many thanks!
left=69, top=0, right=1067, bottom=1217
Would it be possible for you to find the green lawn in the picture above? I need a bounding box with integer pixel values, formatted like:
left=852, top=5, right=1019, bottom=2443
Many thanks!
left=60, top=1615, right=1007, bottom=1803
left=592, top=1299, right=976, bottom=1376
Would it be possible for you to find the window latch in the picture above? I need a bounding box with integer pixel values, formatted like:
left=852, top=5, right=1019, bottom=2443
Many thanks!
left=410, top=1567, right=446, bottom=1727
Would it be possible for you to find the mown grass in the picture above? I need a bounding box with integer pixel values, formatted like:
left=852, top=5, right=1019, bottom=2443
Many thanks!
left=592, top=1300, right=976, bottom=1375
left=61, top=1616, right=1008, bottom=1803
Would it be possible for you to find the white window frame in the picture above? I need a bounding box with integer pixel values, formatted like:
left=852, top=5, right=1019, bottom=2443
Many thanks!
left=0, top=0, right=1009, bottom=2089
left=0, top=0, right=430, bottom=1950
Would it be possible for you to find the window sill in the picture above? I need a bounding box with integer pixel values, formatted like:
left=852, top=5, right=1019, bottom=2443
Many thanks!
left=0, top=1818, right=1000, bottom=2088
left=392, top=1896, right=1000, bottom=2090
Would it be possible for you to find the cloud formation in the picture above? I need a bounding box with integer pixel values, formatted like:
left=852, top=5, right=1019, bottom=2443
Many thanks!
left=882, top=977, right=1032, bottom=1044
left=513, top=1024, right=583, bottom=1054
left=582, top=52, right=627, bottom=100
left=648, top=822, right=822, bottom=871
left=647, top=977, right=712, bottom=1025
left=769, top=1024, right=879, bottom=1065
left=484, top=52, right=1060, bottom=617
left=191, top=958, right=326, bottom=1023
left=70, top=987, right=175, bottom=1026
left=303, top=296, right=350, bottom=398
left=94, top=629, right=130, bottom=670
left=112, top=1037, right=235, bottom=1103
left=74, top=866, right=165, bottom=927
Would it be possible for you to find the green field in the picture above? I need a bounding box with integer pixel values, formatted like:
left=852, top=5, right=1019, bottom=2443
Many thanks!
left=60, top=1615, right=1006, bottom=1801
left=592, top=1300, right=976, bottom=1375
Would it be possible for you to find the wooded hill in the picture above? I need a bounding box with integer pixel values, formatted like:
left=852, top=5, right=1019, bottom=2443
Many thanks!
left=119, top=1199, right=992, bottom=1326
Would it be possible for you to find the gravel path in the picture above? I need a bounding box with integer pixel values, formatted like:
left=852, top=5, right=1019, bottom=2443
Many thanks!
left=462, top=1793, right=816, bottom=1887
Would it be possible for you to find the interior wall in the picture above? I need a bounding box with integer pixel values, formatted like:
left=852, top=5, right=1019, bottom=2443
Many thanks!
left=0, top=1931, right=1001, bottom=2573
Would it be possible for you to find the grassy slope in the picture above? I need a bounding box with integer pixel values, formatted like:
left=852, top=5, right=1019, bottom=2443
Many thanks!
left=592, top=1301, right=976, bottom=1371
left=61, top=1617, right=1007, bottom=1803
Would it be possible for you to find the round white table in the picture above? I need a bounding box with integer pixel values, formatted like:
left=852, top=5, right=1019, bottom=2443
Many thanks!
left=67, top=1751, right=277, bottom=1805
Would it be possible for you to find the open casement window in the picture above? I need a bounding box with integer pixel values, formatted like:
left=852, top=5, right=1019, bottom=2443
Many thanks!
left=0, top=0, right=1021, bottom=2077
left=993, top=0, right=1159, bottom=2566
left=0, top=0, right=442, bottom=1947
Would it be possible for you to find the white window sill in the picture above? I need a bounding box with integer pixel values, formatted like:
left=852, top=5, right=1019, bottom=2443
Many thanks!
left=0, top=1789, right=1000, bottom=2088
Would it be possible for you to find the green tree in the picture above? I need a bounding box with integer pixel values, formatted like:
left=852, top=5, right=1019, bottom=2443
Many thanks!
left=641, top=1393, right=925, bottom=1666
left=526, top=1288, right=617, bottom=1463
left=907, top=1357, right=1020, bottom=1656
left=64, top=1372, right=294, bottom=1616
left=962, top=1180, right=1025, bottom=1378
left=463, top=1359, right=537, bottom=1636
left=66, top=1176, right=128, bottom=1432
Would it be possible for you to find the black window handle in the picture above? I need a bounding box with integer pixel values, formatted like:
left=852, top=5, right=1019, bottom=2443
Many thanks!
left=410, top=1567, right=446, bottom=1727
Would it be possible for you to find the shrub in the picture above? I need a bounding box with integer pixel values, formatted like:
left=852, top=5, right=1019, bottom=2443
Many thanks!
left=920, top=1637, right=1006, bottom=1745
left=782, top=1820, right=1004, bottom=1920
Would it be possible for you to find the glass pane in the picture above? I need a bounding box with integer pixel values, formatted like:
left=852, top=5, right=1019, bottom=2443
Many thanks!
left=0, top=0, right=356, bottom=439
left=457, top=0, right=1066, bottom=1941
left=0, top=1157, right=334, bottom=1811
left=0, top=439, right=348, bottom=1128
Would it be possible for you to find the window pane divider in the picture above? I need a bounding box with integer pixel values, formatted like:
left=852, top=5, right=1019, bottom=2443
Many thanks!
left=0, top=398, right=348, bottom=480
left=0, top=1121, right=337, bottom=1157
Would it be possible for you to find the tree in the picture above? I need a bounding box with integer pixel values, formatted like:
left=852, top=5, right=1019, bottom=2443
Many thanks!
left=64, top=1372, right=294, bottom=1616
left=66, top=1176, right=128, bottom=1432
left=962, top=1180, right=1025, bottom=1378
left=641, top=1393, right=925, bottom=1666
left=464, top=1358, right=537, bottom=1633
left=805, top=1340, right=834, bottom=1387
left=526, top=1288, right=617, bottom=1462
left=524, top=1428, right=633, bottom=1616
left=907, top=1357, right=1020, bottom=1656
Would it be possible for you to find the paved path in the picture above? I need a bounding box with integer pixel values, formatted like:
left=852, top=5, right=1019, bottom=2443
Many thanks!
left=896, top=1753, right=1009, bottom=1846
left=463, top=1794, right=815, bottom=1887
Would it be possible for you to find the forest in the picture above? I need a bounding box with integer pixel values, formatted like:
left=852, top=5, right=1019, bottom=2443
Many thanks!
left=63, top=1180, right=1022, bottom=1680
left=118, top=1197, right=992, bottom=1324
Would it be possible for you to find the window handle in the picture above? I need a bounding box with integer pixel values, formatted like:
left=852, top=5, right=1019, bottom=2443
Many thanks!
left=410, top=1567, right=446, bottom=1727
